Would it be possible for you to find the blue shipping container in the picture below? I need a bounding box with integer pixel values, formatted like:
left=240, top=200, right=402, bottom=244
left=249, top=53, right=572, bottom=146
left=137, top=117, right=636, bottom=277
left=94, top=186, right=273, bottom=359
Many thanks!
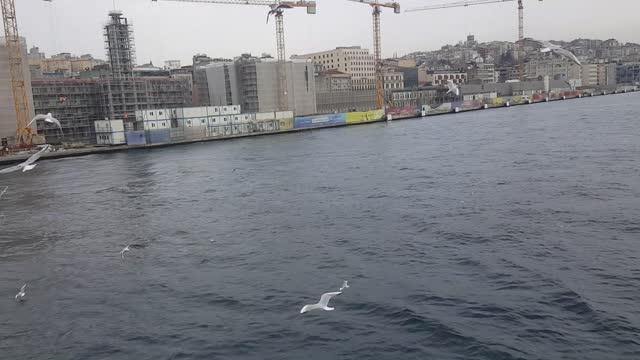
left=294, top=113, right=346, bottom=129
left=125, top=131, right=146, bottom=145
left=145, top=129, right=171, bottom=144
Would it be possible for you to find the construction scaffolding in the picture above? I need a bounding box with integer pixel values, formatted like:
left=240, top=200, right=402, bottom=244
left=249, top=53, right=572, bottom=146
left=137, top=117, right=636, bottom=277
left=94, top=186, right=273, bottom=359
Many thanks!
left=104, top=10, right=135, bottom=80
left=31, top=79, right=101, bottom=144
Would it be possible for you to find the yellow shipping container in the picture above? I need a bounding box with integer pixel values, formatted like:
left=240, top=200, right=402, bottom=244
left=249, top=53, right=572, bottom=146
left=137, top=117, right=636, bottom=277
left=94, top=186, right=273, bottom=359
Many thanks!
left=279, top=118, right=293, bottom=131
left=491, top=97, right=505, bottom=105
left=345, top=109, right=385, bottom=124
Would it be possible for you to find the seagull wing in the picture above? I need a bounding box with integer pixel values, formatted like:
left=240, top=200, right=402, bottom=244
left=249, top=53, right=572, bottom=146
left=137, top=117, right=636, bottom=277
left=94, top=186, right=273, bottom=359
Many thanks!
left=0, top=165, right=22, bottom=174
left=24, top=145, right=50, bottom=166
left=556, top=48, right=581, bottom=66
left=20, top=284, right=26, bottom=293
left=318, top=292, right=341, bottom=307
left=48, top=117, right=64, bottom=133
left=27, top=114, right=49, bottom=127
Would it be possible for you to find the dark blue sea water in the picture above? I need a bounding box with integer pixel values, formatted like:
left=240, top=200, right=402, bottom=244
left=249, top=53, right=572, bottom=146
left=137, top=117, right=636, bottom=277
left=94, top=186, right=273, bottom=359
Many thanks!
left=1, top=94, right=640, bottom=360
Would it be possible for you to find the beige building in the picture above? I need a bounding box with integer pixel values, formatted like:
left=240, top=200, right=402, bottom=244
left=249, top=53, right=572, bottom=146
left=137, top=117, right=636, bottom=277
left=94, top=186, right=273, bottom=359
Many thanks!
left=29, top=52, right=102, bottom=76
left=525, top=58, right=582, bottom=82
left=1, top=37, right=35, bottom=143
left=294, top=46, right=375, bottom=90
left=581, top=64, right=599, bottom=86
left=382, top=68, right=404, bottom=95
left=428, top=70, right=467, bottom=86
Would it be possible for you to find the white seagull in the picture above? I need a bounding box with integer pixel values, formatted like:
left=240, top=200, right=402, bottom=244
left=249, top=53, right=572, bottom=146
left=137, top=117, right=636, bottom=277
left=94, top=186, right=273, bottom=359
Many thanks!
left=266, top=3, right=293, bottom=23
left=120, top=245, right=130, bottom=259
left=0, top=186, right=7, bottom=199
left=524, top=38, right=582, bottom=66
left=0, top=145, right=50, bottom=174
left=446, top=80, right=460, bottom=97
left=339, top=280, right=350, bottom=291
left=28, top=113, right=64, bottom=134
left=15, top=284, right=27, bottom=301
left=300, top=291, right=342, bottom=314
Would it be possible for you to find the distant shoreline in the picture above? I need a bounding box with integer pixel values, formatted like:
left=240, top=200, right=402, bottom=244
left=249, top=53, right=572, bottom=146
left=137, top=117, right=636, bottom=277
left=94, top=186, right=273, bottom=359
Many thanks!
left=1, top=90, right=637, bottom=167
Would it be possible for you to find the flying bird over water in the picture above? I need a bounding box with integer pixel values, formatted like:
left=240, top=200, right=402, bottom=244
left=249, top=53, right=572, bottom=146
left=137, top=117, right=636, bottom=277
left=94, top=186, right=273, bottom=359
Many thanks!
left=120, top=245, right=130, bottom=259
left=0, top=145, right=50, bottom=174
left=524, top=38, right=582, bottom=66
left=446, top=80, right=460, bottom=96
left=300, top=291, right=342, bottom=314
left=340, top=281, right=350, bottom=291
left=28, top=113, right=63, bottom=134
left=0, top=186, right=7, bottom=199
left=15, top=284, right=26, bottom=301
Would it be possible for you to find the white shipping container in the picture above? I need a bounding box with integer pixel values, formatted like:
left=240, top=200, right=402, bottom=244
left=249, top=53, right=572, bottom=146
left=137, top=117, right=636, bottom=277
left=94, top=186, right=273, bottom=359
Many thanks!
left=230, top=105, right=241, bottom=115
left=231, top=115, right=242, bottom=125
left=207, top=106, right=220, bottom=116
left=254, top=112, right=276, bottom=121
left=179, top=107, right=208, bottom=119
left=275, top=111, right=294, bottom=120
left=155, top=109, right=171, bottom=120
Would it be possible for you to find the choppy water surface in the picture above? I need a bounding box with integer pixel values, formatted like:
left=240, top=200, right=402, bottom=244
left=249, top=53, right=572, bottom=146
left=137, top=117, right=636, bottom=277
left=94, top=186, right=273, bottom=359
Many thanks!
left=1, top=94, right=640, bottom=359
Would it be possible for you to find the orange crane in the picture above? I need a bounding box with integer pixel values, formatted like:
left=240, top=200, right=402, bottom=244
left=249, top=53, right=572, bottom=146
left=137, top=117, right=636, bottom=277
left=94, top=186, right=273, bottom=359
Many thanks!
left=348, top=0, right=400, bottom=110
left=405, top=0, right=543, bottom=81
left=152, top=0, right=316, bottom=112
left=1, top=0, right=33, bottom=145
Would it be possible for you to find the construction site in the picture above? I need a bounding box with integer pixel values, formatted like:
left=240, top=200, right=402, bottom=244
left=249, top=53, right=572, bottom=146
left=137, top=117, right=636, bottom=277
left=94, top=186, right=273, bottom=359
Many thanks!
left=1, top=5, right=191, bottom=148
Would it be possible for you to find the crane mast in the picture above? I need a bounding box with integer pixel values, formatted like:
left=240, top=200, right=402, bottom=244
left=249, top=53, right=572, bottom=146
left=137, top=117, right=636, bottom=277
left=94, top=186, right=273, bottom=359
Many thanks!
left=153, top=0, right=315, bottom=112
left=1, top=0, right=33, bottom=145
left=348, top=0, right=400, bottom=109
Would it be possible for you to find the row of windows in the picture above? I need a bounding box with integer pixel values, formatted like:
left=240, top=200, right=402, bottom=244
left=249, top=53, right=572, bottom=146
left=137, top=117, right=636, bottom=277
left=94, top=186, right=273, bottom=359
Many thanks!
left=435, top=74, right=465, bottom=80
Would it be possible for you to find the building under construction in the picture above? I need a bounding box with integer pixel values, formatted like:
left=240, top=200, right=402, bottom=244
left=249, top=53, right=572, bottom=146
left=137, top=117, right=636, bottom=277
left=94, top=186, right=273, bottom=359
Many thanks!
left=29, top=11, right=191, bottom=145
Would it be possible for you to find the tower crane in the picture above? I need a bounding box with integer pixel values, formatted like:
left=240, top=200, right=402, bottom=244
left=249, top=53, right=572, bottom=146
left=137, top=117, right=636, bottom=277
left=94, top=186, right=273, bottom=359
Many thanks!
left=348, top=0, right=400, bottom=109
left=152, top=0, right=316, bottom=112
left=405, top=0, right=543, bottom=81
left=1, top=0, right=33, bottom=145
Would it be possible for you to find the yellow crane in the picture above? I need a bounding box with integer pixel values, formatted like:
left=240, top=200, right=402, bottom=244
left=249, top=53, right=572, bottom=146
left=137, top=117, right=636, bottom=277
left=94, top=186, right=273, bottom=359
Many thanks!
left=348, top=0, right=400, bottom=110
left=1, top=0, right=33, bottom=145
left=152, top=0, right=316, bottom=112
left=405, top=0, right=543, bottom=81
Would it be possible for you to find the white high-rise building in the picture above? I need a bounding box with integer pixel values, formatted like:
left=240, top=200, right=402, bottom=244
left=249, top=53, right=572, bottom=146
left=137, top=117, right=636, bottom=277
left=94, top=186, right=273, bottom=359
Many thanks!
left=294, top=46, right=376, bottom=91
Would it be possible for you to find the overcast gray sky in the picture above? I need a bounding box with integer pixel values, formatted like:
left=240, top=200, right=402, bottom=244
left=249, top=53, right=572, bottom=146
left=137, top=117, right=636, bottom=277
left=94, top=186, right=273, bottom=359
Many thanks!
left=10, top=0, right=640, bottom=65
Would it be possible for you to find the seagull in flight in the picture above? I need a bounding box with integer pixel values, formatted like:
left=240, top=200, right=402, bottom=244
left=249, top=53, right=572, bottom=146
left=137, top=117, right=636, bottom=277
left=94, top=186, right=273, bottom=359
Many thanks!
left=15, top=284, right=27, bottom=301
left=266, top=3, right=293, bottom=23
left=0, top=145, right=50, bottom=174
left=120, top=245, right=130, bottom=259
left=446, top=80, right=460, bottom=96
left=339, top=280, right=350, bottom=291
left=524, top=38, right=582, bottom=66
left=0, top=186, right=7, bottom=200
left=300, top=291, right=342, bottom=314
left=28, top=113, right=64, bottom=134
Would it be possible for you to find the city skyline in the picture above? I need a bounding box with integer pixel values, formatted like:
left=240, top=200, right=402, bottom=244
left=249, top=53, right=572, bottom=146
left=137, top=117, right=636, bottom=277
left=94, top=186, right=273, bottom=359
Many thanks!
left=8, top=0, right=640, bottom=66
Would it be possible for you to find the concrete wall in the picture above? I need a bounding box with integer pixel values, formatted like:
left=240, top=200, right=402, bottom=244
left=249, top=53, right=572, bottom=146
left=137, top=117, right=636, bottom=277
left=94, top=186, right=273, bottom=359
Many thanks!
left=0, top=37, right=35, bottom=141
left=204, top=63, right=238, bottom=106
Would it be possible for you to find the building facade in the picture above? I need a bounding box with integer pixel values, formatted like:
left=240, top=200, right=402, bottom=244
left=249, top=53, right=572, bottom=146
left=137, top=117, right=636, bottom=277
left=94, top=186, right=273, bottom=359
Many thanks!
left=616, top=63, right=640, bottom=84
left=294, top=46, right=375, bottom=90
left=428, top=70, right=467, bottom=86
left=382, top=68, right=404, bottom=95
left=467, top=63, right=497, bottom=83
left=198, top=55, right=317, bottom=116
